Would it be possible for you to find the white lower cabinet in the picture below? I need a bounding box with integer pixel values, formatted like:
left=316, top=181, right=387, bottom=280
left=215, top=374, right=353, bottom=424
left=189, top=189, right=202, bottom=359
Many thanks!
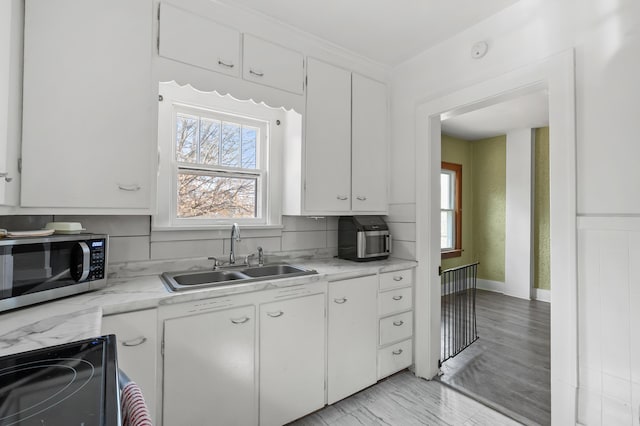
left=101, top=309, right=158, bottom=424
left=327, top=275, right=378, bottom=404
left=162, top=305, right=256, bottom=426
left=260, top=293, right=326, bottom=426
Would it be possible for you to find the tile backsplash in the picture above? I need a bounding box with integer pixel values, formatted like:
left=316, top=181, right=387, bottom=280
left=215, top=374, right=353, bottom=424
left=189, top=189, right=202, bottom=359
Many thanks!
left=0, top=215, right=339, bottom=264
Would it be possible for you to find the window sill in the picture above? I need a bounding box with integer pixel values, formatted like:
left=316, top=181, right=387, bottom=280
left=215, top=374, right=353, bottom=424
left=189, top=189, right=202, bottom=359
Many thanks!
left=441, top=249, right=463, bottom=259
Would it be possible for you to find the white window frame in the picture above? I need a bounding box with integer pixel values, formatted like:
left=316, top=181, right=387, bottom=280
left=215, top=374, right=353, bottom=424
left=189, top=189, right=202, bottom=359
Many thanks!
left=154, top=82, right=285, bottom=230
left=440, top=169, right=455, bottom=250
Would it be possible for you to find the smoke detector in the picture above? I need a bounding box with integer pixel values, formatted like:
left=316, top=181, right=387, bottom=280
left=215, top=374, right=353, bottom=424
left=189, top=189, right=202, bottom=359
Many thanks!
left=471, top=41, right=489, bottom=59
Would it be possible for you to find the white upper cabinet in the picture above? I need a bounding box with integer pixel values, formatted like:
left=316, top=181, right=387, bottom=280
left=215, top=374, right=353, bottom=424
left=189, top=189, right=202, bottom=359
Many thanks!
left=284, top=58, right=389, bottom=215
left=21, top=0, right=155, bottom=210
left=243, top=34, right=304, bottom=94
left=159, top=3, right=241, bottom=77
left=352, top=74, right=388, bottom=212
left=304, top=58, right=352, bottom=213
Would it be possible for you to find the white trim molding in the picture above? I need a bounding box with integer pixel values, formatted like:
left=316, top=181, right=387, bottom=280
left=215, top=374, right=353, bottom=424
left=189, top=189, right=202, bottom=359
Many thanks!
left=533, top=288, right=551, bottom=303
left=476, top=279, right=505, bottom=293
left=413, top=49, right=577, bottom=425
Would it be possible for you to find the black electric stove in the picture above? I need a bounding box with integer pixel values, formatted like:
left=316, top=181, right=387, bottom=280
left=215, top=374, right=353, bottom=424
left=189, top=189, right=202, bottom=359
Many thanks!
left=0, top=335, right=119, bottom=426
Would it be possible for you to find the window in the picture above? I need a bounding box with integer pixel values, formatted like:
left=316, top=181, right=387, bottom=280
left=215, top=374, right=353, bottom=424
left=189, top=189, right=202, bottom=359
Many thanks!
left=174, top=108, right=265, bottom=220
left=441, top=162, right=462, bottom=258
left=155, top=82, right=292, bottom=229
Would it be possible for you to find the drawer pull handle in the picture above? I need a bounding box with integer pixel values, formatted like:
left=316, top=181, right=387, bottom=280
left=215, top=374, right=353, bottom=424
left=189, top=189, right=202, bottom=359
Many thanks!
left=392, top=295, right=403, bottom=301
left=356, top=196, right=367, bottom=201
left=121, top=336, right=147, bottom=347
left=392, top=349, right=403, bottom=355
left=231, top=317, right=250, bottom=324
left=334, top=297, right=348, bottom=304
left=218, top=59, right=235, bottom=68
left=118, top=183, right=141, bottom=192
left=267, top=311, right=284, bottom=318
left=336, top=195, right=348, bottom=201
left=393, top=276, right=403, bottom=281
left=393, top=320, right=404, bottom=326
left=249, top=68, right=264, bottom=77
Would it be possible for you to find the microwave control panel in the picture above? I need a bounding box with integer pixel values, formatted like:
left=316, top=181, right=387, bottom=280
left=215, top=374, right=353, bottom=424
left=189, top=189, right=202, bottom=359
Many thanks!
left=88, top=239, right=106, bottom=280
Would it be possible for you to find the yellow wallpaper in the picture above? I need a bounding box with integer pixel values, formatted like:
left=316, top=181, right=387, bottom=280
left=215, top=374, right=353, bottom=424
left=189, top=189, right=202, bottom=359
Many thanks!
left=534, top=127, right=550, bottom=290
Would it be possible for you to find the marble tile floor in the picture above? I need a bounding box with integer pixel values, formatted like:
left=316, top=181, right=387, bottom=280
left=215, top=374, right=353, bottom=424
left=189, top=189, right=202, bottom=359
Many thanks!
left=290, top=370, right=521, bottom=426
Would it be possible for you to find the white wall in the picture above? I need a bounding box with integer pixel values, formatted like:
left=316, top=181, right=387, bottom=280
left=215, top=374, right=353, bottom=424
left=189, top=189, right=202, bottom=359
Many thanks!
left=504, top=129, right=533, bottom=300
left=391, top=0, right=640, bottom=423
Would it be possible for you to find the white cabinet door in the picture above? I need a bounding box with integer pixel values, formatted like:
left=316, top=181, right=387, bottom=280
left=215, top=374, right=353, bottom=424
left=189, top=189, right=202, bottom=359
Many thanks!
left=159, top=3, right=241, bottom=77
left=101, top=309, right=158, bottom=424
left=352, top=74, right=388, bottom=213
left=327, top=275, right=378, bottom=404
left=21, top=0, right=155, bottom=210
left=260, top=293, right=325, bottom=426
left=163, top=305, right=256, bottom=426
left=243, top=34, right=304, bottom=94
left=304, top=58, right=352, bottom=213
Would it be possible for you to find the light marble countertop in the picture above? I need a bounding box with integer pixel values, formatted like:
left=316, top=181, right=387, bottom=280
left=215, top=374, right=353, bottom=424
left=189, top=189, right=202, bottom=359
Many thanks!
left=0, top=257, right=416, bottom=357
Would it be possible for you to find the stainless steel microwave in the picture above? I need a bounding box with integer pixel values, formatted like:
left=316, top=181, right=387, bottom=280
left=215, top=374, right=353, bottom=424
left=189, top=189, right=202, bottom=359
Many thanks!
left=0, top=234, right=108, bottom=313
left=338, top=216, right=391, bottom=261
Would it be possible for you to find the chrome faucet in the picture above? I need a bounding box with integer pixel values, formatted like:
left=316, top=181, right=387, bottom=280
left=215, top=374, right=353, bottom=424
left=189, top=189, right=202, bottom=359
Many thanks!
left=229, top=223, right=241, bottom=264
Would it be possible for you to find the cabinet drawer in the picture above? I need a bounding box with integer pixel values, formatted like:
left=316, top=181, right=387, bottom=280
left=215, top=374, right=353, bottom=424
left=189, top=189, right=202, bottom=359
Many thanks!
left=379, top=287, right=412, bottom=317
left=377, top=339, right=412, bottom=379
left=379, top=311, right=413, bottom=346
left=379, top=269, right=413, bottom=290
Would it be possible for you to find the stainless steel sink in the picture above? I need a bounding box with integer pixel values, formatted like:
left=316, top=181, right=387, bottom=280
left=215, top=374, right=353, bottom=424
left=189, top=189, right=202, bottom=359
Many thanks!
left=171, top=270, right=249, bottom=286
left=161, top=263, right=318, bottom=292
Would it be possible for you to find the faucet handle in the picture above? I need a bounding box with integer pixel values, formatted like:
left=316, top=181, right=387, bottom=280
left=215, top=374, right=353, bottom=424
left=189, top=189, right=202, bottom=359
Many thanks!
left=244, top=253, right=256, bottom=266
left=208, top=256, right=220, bottom=270
left=257, top=246, right=264, bottom=266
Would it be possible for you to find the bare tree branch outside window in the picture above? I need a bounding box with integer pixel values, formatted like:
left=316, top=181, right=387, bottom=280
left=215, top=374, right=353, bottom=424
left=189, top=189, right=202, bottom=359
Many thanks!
left=175, top=113, right=260, bottom=219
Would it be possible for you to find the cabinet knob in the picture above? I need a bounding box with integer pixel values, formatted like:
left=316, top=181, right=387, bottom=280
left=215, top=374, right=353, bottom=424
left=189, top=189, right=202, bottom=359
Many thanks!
left=231, top=316, right=250, bottom=324
left=333, top=297, right=348, bottom=304
left=393, top=276, right=403, bottom=282
left=249, top=68, right=264, bottom=77
left=267, top=311, right=284, bottom=318
left=121, top=336, right=147, bottom=347
left=0, top=172, right=12, bottom=183
left=336, top=195, right=348, bottom=201
left=118, top=183, right=141, bottom=192
left=393, top=320, right=404, bottom=327
left=356, top=196, right=367, bottom=201
left=217, top=59, right=235, bottom=68
left=392, top=295, right=403, bottom=301
left=392, top=349, right=403, bottom=356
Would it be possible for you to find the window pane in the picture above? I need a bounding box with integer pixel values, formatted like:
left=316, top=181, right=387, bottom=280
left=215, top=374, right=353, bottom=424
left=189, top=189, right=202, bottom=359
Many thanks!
left=241, top=126, right=257, bottom=169
left=176, top=114, right=198, bottom=163
left=177, top=172, right=257, bottom=219
left=441, top=210, right=454, bottom=249
left=221, top=122, right=241, bottom=167
left=441, top=172, right=451, bottom=209
left=199, top=118, right=220, bottom=165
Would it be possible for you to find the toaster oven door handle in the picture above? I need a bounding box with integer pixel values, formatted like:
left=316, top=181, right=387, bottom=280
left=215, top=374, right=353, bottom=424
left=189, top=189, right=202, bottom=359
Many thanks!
left=386, top=234, right=392, bottom=254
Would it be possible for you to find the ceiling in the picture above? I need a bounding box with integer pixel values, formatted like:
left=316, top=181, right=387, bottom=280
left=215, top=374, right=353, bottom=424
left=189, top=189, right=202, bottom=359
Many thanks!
left=441, top=90, right=549, bottom=141
left=218, top=0, right=519, bottom=66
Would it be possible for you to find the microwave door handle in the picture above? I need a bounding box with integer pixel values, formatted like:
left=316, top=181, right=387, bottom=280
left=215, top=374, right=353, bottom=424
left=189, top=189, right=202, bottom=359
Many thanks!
left=76, top=242, right=91, bottom=282
left=386, top=234, right=392, bottom=254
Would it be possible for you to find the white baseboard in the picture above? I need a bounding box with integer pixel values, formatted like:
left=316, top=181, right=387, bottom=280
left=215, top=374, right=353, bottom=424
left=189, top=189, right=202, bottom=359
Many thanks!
left=533, top=288, right=551, bottom=303
left=476, top=279, right=505, bottom=293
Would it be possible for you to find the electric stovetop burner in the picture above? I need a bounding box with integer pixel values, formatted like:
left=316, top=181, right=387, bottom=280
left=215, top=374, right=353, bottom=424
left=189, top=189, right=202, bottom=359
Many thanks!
left=0, top=335, right=119, bottom=426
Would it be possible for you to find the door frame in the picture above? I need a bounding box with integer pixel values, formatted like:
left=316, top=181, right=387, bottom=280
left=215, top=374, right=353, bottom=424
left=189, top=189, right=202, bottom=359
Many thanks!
left=413, top=49, right=577, bottom=424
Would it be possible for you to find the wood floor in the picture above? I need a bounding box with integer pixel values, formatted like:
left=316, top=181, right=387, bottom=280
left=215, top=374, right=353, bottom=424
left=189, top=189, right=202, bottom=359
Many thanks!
left=291, top=370, right=520, bottom=426
left=438, top=290, right=551, bottom=425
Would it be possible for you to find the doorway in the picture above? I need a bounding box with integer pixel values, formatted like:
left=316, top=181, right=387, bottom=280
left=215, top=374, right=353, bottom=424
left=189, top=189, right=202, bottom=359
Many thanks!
left=413, top=50, right=578, bottom=424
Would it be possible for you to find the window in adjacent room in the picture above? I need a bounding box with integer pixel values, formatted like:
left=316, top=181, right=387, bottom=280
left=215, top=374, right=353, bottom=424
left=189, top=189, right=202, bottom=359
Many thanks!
left=441, top=161, right=462, bottom=258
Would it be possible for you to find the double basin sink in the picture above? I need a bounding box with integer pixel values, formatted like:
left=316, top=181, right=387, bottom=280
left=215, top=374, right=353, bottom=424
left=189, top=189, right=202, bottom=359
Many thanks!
left=161, top=263, right=318, bottom=292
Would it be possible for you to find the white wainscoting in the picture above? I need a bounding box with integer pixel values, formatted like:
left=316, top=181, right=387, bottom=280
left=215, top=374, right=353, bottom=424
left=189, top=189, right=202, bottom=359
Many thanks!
left=576, top=216, right=640, bottom=426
